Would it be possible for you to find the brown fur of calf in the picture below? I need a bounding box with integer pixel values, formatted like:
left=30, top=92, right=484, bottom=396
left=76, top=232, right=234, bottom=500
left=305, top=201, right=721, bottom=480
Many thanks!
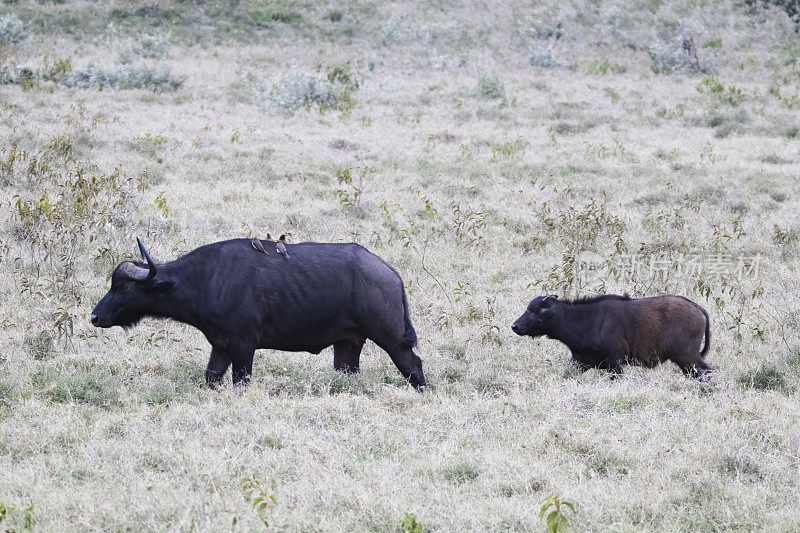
left=512, top=294, right=711, bottom=378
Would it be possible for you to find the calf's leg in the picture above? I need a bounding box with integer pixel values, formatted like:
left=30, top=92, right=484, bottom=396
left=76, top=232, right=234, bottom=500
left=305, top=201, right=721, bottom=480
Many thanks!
left=569, top=354, right=592, bottom=372
left=333, top=341, right=363, bottom=373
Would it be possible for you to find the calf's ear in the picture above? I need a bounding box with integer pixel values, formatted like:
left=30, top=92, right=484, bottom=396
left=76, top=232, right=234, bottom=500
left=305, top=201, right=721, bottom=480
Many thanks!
left=543, top=295, right=558, bottom=306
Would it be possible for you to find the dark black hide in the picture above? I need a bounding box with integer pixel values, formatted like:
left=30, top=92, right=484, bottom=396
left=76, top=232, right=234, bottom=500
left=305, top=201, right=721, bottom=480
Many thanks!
left=92, top=239, right=425, bottom=389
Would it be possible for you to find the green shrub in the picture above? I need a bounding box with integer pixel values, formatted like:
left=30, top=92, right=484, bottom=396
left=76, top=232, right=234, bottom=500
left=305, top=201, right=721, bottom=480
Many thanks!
left=441, top=462, right=480, bottom=484
left=696, top=76, right=744, bottom=106
left=249, top=1, right=304, bottom=27
left=471, top=71, right=504, bottom=99
left=0, top=501, right=36, bottom=530
left=399, top=512, right=422, bottom=533
left=33, top=364, right=119, bottom=407
left=739, top=363, right=786, bottom=391
left=586, top=58, right=626, bottom=75
left=24, top=330, right=54, bottom=360
left=530, top=45, right=559, bottom=68
left=539, top=494, right=575, bottom=533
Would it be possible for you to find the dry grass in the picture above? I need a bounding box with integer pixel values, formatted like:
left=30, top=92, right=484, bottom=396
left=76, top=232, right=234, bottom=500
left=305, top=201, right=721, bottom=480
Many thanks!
left=1, top=0, right=800, bottom=530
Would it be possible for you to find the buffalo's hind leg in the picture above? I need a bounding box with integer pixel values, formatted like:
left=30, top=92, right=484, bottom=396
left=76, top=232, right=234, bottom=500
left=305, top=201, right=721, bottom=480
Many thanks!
left=334, top=340, right=364, bottom=373
left=206, top=347, right=231, bottom=388
left=678, top=358, right=712, bottom=381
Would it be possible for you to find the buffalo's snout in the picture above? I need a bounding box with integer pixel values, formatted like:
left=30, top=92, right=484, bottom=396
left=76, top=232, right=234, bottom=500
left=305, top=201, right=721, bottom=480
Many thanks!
left=511, top=322, right=522, bottom=335
left=91, top=313, right=99, bottom=326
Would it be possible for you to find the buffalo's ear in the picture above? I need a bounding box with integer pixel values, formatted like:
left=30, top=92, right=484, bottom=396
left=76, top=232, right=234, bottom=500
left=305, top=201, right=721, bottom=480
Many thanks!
left=150, top=278, right=175, bottom=292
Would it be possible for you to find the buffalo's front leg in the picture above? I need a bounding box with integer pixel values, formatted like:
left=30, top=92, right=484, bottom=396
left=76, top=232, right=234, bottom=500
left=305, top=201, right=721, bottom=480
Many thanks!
left=605, top=357, right=625, bottom=378
left=569, top=355, right=592, bottom=372
left=333, top=341, right=363, bottom=373
left=206, top=347, right=231, bottom=388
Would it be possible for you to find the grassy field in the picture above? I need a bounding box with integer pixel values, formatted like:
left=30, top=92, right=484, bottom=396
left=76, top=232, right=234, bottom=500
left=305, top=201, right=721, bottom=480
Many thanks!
left=2, top=0, right=800, bottom=530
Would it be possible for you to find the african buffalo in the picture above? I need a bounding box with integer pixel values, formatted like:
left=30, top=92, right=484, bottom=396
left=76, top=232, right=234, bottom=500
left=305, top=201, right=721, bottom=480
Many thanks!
left=511, top=294, right=711, bottom=378
left=91, top=238, right=426, bottom=390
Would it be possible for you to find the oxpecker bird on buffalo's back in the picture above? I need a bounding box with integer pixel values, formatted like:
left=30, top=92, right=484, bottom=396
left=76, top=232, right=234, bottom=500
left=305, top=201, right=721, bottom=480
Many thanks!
left=91, top=237, right=425, bottom=390
left=276, top=234, right=290, bottom=260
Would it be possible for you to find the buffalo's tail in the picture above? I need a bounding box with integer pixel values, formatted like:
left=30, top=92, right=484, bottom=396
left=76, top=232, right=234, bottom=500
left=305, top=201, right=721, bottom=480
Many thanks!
left=401, top=283, right=418, bottom=348
left=699, top=305, right=711, bottom=356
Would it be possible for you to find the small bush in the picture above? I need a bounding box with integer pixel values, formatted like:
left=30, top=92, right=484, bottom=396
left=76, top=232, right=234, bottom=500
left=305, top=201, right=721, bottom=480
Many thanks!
left=0, top=501, right=36, bottom=530
left=649, top=32, right=717, bottom=75
left=2, top=62, right=181, bottom=92
left=64, top=63, right=182, bottom=92
left=696, top=76, right=744, bottom=106
left=119, top=33, right=170, bottom=63
left=530, top=45, right=559, bottom=68
left=739, top=363, right=786, bottom=391
left=540, top=494, right=575, bottom=533
left=379, top=18, right=403, bottom=43
left=0, top=14, right=26, bottom=44
left=42, top=56, right=72, bottom=83
left=0, top=65, right=36, bottom=86
left=252, top=64, right=359, bottom=113
left=253, top=69, right=336, bottom=111
left=249, top=1, right=304, bottom=27
left=399, top=512, right=422, bottom=533
left=471, top=71, right=504, bottom=99
left=24, top=330, right=54, bottom=360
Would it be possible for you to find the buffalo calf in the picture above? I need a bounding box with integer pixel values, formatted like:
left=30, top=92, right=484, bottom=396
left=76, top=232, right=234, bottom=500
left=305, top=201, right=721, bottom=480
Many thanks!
left=511, top=294, right=711, bottom=378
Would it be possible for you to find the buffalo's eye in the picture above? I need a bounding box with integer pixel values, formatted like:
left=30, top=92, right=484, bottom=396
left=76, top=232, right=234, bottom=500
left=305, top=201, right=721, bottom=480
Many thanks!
left=110, top=281, right=127, bottom=294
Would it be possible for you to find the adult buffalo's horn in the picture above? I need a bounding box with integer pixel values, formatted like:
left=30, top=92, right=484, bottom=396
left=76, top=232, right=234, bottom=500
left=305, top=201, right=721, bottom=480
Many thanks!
left=117, top=261, right=153, bottom=281
left=136, top=236, right=157, bottom=281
